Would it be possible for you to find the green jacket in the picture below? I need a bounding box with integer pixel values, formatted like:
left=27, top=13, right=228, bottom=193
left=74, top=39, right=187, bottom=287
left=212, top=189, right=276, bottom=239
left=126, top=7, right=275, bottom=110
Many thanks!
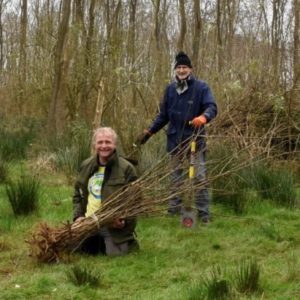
left=73, top=151, right=138, bottom=243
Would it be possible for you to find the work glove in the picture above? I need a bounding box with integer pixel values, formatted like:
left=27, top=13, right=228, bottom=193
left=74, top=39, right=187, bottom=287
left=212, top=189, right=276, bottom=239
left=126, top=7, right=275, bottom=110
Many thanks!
left=191, top=115, right=207, bottom=128
left=136, top=129, right=152, bottom=145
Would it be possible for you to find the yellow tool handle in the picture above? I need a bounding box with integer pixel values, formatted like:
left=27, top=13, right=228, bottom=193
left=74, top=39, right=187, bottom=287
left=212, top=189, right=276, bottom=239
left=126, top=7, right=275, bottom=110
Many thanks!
left=189, top=141, right=196, bottom=179
left=191, top=141, right=196, bottom=153
left=189, top=166, right=195, bottom=179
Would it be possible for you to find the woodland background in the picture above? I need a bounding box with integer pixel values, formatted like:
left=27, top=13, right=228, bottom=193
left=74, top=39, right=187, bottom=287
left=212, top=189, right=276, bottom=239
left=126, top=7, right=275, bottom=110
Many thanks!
left=0, top=0, right=299, bottom=156
left=0, top=1, right=300, bottom=299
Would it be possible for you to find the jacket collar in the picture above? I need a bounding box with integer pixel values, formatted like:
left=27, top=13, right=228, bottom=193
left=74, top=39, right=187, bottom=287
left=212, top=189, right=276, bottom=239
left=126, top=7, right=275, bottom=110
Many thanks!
left=175, top=75, right=195, bottom=94
left=91, top=150, right=119, bottom=168
left=88, top=150, right=119, bottom=177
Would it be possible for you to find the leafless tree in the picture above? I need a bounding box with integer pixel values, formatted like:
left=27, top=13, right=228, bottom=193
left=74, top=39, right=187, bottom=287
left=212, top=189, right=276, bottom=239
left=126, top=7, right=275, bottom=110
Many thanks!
left=47, top=0, right=71, bottom=135
left=0, top=0, right=5, bottom=74
left=192, top=0, right=201, bottom=72
left=177, top=0, right=186, bottom=51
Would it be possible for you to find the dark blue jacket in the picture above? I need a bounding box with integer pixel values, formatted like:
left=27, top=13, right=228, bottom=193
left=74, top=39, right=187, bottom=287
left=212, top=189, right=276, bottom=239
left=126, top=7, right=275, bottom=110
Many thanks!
left=149, top=76, right=217, bottom=152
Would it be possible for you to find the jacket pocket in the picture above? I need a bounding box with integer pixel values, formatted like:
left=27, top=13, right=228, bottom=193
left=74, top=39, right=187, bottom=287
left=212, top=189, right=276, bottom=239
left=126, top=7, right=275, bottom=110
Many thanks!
left=106, top=178, right=126, bottom=186
left=167, top=125, right=177, bottom=135
left=103, top=178, right=127, bottom=202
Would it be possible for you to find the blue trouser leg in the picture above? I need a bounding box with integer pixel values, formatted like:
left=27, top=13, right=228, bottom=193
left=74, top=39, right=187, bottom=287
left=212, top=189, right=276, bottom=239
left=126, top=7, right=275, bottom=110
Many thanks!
left=168, top=155, right=184, bottom=214
left=168, top=150, right=210, bottom=218
left=194, top=150, right=210, bottom=218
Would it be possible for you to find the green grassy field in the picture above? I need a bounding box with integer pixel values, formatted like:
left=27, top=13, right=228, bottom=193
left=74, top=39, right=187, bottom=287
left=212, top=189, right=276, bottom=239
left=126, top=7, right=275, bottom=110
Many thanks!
left=0, top=168, right=299, bottom=300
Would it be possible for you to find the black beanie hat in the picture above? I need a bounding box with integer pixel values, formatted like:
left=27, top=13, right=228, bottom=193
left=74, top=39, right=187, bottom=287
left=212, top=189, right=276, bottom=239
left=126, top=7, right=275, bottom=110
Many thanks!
left=174, top=51, right=192, bottom=68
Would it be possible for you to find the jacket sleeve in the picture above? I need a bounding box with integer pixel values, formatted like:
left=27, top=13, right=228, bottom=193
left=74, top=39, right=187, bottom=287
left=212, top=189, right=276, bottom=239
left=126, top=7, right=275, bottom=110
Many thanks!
left=201, top=82, right=217, bottom=122
left=148, top=87, right=170, bottom=134
left=122, top=164, right=138, bottom=231
left=72, top=165, right=86, bottom=221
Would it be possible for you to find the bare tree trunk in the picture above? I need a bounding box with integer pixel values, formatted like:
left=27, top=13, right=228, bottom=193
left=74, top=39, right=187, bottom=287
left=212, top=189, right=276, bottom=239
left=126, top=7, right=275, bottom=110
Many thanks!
left=177, top=0, right=186, bottom=51
left=152, top=0, right=161, bottom=52
left=128, top=0, right=137, bottom=63
left=271, top=0, right=280, bottom=83
left=93, top=80, right=105, bottom=130
left=69, top=0, right=86, bottom=120
left=192, top=0, right=201, bottom=72
left=216, top=0, right=223, bottom=72
left=17, top=0, right=27, bottom=113
left=128, top=0, right=137, bottom=106
left=46, top=0, right=54, bottom=38
left=161, top=0, right=170, bottom=57
left=111, top=0, right=123, bottom=134
left=47, top=0, right=71, bottom=136
left=258, top=0, right=272, bottom=72
left=19, top=0, right=27, bottom=83
left=289, top=0, right=300, bottom=155
left=85, top=0, right=96, bottom=67
left=294, top=0, right=300, bottom=88
left=0, top=0, right=4, bottom=74
left=79, top=0, right=96, bottom=118
left=150, top=0, right=169, bottom=95
left=226, top=0, right=237, bottom=66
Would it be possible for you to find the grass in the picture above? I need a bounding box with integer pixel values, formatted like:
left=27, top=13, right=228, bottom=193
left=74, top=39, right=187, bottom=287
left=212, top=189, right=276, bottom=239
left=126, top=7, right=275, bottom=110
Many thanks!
left=5, top=174, right=41, bottom=216
left=201, top=266, right=232, bottom=299
left=235, top=258, right=260, bottom=294
left=0, top=156, right=8, bottom=183
left=250, top=164, right=297, bottom=208
left=66, top=265, right=101, bottom=287
left=0, top=163, right=299, bottom=299
left=54, top=143, right=91, bottom=180
left=0, top=119, right=37, bottom=161
left=212, top=162, right=298, bottom=214
left=48, top=121, right=92, bottom=180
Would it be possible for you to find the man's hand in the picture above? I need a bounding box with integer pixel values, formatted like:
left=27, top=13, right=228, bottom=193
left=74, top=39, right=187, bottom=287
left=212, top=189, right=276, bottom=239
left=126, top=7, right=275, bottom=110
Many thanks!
left=191, top=115, right=207, bottom=128
left=136, top=129, right=152, bottom=145
left=74, top=216, right=85, bottom=222
left=112, top=218, right=126, bottom=229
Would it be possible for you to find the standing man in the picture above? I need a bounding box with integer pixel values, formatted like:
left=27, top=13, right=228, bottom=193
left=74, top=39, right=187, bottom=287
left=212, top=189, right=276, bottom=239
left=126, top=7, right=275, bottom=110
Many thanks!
left=73, top=127, right=138, bottom=256
left=137, top=51, right=217, bottom=224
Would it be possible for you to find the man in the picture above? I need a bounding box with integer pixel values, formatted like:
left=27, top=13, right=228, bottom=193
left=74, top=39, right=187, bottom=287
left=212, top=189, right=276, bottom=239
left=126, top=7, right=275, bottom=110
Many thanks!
left=137, top=51, right=217, bottom=224
left=73, top=127, right=138, bottom=256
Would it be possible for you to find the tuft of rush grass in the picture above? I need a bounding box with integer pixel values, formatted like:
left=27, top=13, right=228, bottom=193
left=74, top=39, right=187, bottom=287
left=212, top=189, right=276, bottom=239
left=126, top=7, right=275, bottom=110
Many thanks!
left=202, top=266, right=232, bottom=300
left=0, top=156, right=8, bottom=183
left=5, top=174, right=40, bottom=216
left=0, top=124, right=36, bottom=161
left=66, top=265, right=101, bottom=287
left=234, top=258, right=260, bottom=295
left=186, top=266, right=232, bottom=300
left=250, top=163, right=297, bottom=208
left=54, top=143, right=90, bottom=180
left=44, top=120, right=91, bottom=180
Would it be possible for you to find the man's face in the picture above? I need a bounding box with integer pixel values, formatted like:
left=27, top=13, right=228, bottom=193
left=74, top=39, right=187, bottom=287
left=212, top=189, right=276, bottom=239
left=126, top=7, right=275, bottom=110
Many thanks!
left=175, top=65, right=192, bottom=80
left=94, top=133, right=116, bottom=162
